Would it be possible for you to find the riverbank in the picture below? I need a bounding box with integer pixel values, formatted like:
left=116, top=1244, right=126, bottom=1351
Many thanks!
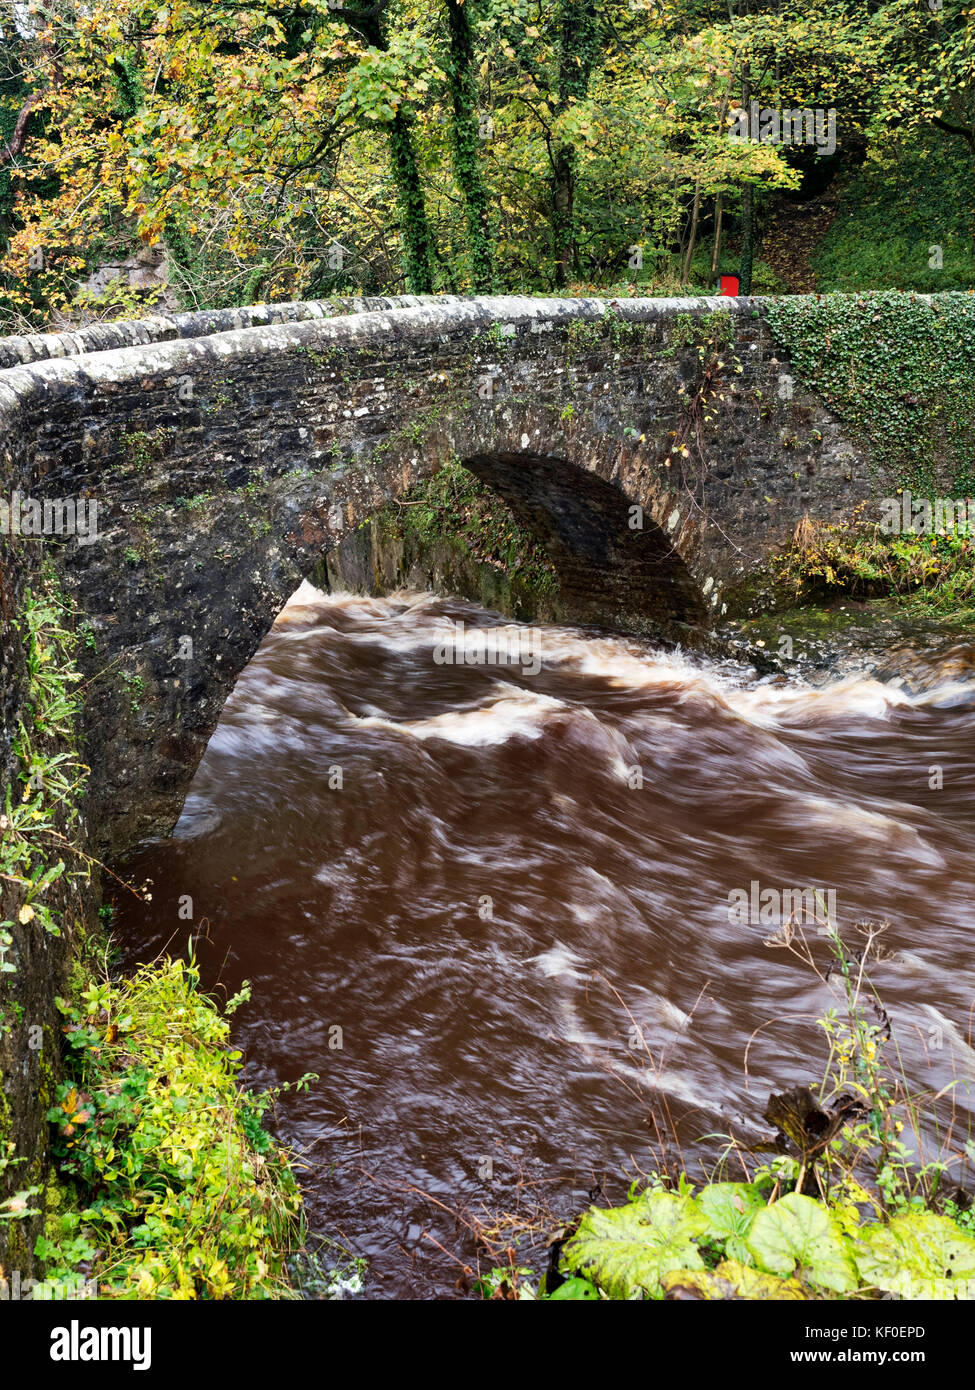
left=0, top=570, right=307, bottom=1300
left=720, top=512, right=975, bottom=686
left=35, top=954, right=306, bottom=1300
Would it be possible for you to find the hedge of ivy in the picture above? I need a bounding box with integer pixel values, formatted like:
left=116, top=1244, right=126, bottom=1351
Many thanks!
left=764, top=292, right=975, bottom=497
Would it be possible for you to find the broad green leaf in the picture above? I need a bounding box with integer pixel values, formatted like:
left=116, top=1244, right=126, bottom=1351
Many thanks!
left=696, top=1182, right=766, bottom=1262
left=661, top=1258, right=810, bottom=1300
left=854, top=1212, right=975, bottom=1299
left=547, top=1276, right=600, bottom=1300
left=717, top=1258, right=811, bottom=1300
left=561, top=1191, right=708, bottom=1300
left=747, top=1192, right=858, bottom=1292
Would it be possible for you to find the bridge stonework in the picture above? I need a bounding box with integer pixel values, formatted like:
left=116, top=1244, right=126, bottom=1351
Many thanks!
left=0, top=292, right=878, bottom=1267
left=2, top=294, right=870, bottom=851
left=1, top=294, right=870, bottom=860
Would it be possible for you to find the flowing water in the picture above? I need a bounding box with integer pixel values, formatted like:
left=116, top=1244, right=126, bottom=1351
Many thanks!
left=115, top=585, right=975, bottom=1298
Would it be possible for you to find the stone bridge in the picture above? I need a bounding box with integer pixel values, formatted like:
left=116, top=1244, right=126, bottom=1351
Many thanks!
left=0, top=291, right=883, bottom=1267
left=0, top=294, right=870, bottom=860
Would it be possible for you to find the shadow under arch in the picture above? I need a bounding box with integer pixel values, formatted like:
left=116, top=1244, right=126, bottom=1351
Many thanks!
left=462, top=451, right=710, bottom=639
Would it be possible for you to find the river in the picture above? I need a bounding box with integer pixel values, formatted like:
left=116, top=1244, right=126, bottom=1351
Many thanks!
left=115, top=584, right=975, bottom=1298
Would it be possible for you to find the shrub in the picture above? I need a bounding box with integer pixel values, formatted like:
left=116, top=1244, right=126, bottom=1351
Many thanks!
left=40, top=956, right=313, bottom=1299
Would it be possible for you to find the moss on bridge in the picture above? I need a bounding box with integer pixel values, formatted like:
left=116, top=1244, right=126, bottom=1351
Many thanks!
left=764, top=292, right=975, bottom=496
left=334, top=457, right=559, bottom=622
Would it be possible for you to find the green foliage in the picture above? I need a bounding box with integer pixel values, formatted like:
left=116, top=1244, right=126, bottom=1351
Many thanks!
left=121, top=672, right=144, bottom=714
left=41, top=956, right=313, bottom=1300
left=0, top=574, right=88, bottom=982
left=666, top=308, right=733, bottom=354
left=855, top=1212, right=975, bottom=1298
left=474, top=1265, right=537, bottom=1299
left=696, top=1181, right=766, bottom=1263
left=546, top=1274, right=600, bottom=1300
left=3, top=0, right=942, bottom=315
left=746, top=1192, right=858, bottom=1291
left=122, top=427, right=170, bottom=474
left=561, top=1190, right=708, bottom=1299
left=556, top=1183, right=975, bottom=1300
left=69, top=278, right=167, bottom=325
left=564, top=307, right=649, bottom=358
left=764, top=292, right=975, bottom=495
left=775, top=510, right=975, bottom=621
left=384, top=457, right=557, bottom=597
left=813, top=129, right=975, bottom=294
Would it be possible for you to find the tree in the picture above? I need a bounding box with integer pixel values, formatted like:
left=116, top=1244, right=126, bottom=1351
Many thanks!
left=550, top=0, right=599, bottom=286
left=443, top=0, right=493, bottom=290
left=0, top=0, right=970, bottom=323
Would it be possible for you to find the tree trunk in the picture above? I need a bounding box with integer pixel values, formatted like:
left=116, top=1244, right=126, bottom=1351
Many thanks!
left=739, top=185, right=755, bottom=295
left=386, top=113, right=438, bottom=294
left=550, top=0, right=598, bottom=289
left=342, top=0, right=439, bottom=294
left=551, top=145, right=575, bottom=288
left=0, top=91, right=42, bottom=167
left=710, top=193, right=724, bottom=280
left=681, top=180, right=702, bottom=287
left=738, top=62, right=755, bottom=296
left=444, top=0, right=493, bottom=291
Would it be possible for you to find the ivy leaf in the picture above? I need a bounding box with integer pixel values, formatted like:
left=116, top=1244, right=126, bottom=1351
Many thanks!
left=561, top=1190, right=708, bottom=1299
left=747, top=1192, right=858, bottom=1292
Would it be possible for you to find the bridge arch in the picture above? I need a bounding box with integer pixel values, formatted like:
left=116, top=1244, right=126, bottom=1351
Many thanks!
left=458, top=449, right=708, bottom=633
left=0, top=294, right=869, bottom=856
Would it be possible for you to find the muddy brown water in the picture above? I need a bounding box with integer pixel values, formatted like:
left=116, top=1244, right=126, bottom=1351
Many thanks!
left=115, top=586, right=975, bottom=1298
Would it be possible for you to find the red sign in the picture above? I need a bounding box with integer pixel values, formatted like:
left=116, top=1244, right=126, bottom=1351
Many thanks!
left=718, top=274, right=740, bottom=297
